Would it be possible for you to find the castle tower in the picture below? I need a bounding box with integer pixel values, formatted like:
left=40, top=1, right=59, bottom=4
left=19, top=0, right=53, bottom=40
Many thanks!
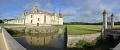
left=111, top=13, right=114, bottom=29
left=22, top=10, right=27, bottom=18
left=53, top=11, right=56, bottom=15
left=102, top=10, right=107, bottom=29
left=59, top=10, right=63, bottom=18
left=34, top=6, right=39, bottom=13
left=59, top=10, right=61, bottom=15
left=32, top=7, right=35, bottom=13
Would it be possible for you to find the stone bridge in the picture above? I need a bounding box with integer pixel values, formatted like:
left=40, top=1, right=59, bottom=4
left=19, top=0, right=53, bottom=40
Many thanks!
left=101, top=28, right=120, bottom=50
left=102, top=28, right=120, bottom=40
left=0, top=27, right=26, bottom=50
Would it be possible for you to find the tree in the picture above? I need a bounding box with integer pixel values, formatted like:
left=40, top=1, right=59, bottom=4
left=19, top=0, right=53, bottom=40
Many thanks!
left=0, top=19, right=3, bottom=23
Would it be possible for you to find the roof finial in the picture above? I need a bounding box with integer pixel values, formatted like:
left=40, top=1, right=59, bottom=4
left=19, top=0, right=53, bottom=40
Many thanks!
left=59, top=10, right=61, bottom=13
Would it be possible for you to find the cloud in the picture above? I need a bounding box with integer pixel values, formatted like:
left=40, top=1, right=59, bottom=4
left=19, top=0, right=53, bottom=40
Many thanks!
left=23, top=2, right=41, bottom=10
left=62, top=10, right=76, bottom=16
left=62, top=0, right=120, bottom=22
left=0, top=0, right=120, bottom=22
left=115, top=14, right=120, bottom=21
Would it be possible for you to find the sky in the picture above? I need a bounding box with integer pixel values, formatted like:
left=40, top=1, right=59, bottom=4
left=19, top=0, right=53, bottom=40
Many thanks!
left=0, top=0, right=120, bottom=22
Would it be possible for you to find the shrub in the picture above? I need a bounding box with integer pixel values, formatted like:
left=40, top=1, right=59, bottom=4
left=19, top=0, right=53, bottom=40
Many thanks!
left=21, top=29, right=25, bottom=33
left=76, top=40, right=97, bottom=48
left=6, top=28, right=20, bottom=35
left=35, top=29, right=39, bottom=32
left=28, top=29, right=32, bottom=33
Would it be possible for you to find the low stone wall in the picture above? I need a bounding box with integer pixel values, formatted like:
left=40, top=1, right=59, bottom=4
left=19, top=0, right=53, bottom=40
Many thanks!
left=0, top=27, right=27, bottom=50
left=25, top=26, right=58, bottom=33
left=67, top=33, right=100, bottom=48
left=3, top=26, right=26, bottom=28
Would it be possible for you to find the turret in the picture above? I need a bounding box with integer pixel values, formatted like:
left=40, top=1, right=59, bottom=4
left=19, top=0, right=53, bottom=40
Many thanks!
left=32, top=6, right=39, bottom=13
left=32, top=6, right=36, bottom=13
left=53, top=11, right=56, bottom=16
left=111, top=13, right=114, bottom=29
left=35, top=6, right=39, bottom=13
left=102, top=10, right=107, bottom=29
left=22, top=10, right=27, bottom=17
left=59, top=10, right=63, bottom=18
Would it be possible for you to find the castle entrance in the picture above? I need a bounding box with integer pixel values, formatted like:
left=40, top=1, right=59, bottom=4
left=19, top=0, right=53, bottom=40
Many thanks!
left=37, top=23, right=39, bottom=26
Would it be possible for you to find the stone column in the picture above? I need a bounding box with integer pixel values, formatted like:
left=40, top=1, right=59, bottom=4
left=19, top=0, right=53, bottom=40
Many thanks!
left=102, top=10, right=107, bottom=29
left=111, top=13, right=114, bottom=29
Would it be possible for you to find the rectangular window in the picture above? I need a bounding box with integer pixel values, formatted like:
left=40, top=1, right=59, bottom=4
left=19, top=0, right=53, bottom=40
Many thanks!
left=31, top=15, right=32, bottom=18
left=31, top=20, right=32, bottom=23
left=44, top=15, right=46, bottom=23
left=38, top=18, right=39, bottom=21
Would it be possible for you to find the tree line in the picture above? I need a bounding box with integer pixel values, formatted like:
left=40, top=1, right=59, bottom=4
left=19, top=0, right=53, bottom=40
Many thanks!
left=63, top=22, right=120, bottom=25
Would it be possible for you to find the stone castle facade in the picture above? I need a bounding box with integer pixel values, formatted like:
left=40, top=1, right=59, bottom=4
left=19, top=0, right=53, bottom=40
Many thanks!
left=4, top=6, right=63, bottom=26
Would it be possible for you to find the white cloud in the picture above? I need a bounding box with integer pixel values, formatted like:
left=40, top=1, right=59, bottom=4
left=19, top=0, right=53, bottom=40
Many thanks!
left=115, top=14, right=120, bottom=21
left=62, top=10, right=76, bottom=16
left=63, top=0, right=119, bottom=22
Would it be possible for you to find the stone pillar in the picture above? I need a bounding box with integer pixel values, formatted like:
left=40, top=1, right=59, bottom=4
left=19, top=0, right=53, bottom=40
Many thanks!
left=111, top=13, right=114, bottom=29
left=102, top=10, right=107, bottom=29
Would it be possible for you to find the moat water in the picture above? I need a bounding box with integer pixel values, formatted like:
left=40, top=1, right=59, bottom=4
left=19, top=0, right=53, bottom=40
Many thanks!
left=14, top=33, right=120, bottom=50
left=15, top=32, right=65, bottom=50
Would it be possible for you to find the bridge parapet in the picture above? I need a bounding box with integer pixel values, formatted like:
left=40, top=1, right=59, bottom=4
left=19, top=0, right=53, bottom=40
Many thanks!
left=113, top=43, right=120, bottom=50
left=0, top=27, right=27, bottom=50
left=105, top=29, right=120, bottom=35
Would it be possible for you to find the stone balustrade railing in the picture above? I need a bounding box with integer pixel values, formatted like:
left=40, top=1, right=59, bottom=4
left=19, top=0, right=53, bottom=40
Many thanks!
left=0, top=27, right=27, bottom=50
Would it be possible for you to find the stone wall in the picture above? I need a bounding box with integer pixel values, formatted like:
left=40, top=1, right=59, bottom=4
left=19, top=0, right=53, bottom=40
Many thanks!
left=67, top=33, right=100, bottom=48
left=0, top=27, right=27, bottom=50
left=4, top=26, right=26, bottom=28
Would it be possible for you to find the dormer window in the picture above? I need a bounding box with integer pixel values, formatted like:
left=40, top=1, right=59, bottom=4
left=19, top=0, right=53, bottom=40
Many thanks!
left=31, top=15, right=32, bottom=18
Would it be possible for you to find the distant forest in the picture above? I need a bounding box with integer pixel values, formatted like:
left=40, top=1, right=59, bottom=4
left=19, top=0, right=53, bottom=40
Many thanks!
left=63, top=22, right=120, bottom=25
left=0, top=19, right=3, bottom=23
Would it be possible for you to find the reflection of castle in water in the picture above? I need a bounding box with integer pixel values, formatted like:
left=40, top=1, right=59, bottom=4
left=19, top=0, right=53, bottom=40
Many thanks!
left=25, top=33, right=61, bottom=47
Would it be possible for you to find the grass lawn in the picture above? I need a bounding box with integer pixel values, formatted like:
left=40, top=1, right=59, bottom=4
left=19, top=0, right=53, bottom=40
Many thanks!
left=55, top=25, right=65, bottom=30
left=67, top=25, right=100, bottom=35
left=73, top=25, right=102, bottom=30
left=0, top=23, right=25, bottom=26
left=67, top=25, right=120, bottom=35
left=114, top=25, right=120, bottom=28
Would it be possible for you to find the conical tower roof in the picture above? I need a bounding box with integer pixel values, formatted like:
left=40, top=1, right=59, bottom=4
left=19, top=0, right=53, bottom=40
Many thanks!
left=111, top=13, right=114, bottom=17
left=102, top=10, right=107, bottom=14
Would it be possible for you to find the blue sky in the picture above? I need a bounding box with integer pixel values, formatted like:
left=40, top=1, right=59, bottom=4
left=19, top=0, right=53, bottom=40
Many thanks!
left=0, top=0, right=120, bottom=22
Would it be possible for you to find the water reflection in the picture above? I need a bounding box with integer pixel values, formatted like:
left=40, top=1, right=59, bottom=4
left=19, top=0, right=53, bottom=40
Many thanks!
left=25, top=36, right=51, bottom=46
left=25, top=33, right=63, bottom=47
